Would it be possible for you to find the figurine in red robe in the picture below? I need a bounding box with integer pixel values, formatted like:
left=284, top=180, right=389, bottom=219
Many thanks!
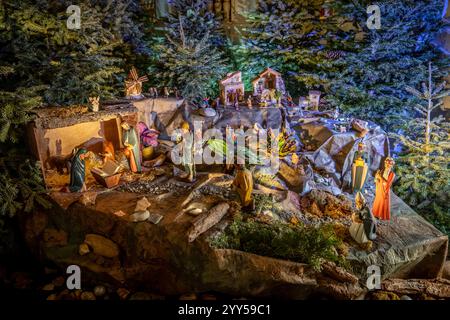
left=372, top=157, right=395, bottom=220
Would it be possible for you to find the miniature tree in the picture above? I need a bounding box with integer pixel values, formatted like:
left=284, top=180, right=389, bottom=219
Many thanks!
left=153, top=19, right=228, bottom=105
left=392, top=63, right=450, bottom=235
left=404, top=63, right=449, bottom=150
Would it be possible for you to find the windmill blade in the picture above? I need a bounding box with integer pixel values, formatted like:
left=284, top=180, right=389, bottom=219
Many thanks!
left=125, top=80, right=134, bottom=88
left=138, top=76, right=149, bottom=83
left=130, top=67, right=138, bottom=81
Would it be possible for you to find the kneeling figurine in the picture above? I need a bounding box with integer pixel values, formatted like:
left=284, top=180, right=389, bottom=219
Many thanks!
left=349, top=192, right=377, bottom=245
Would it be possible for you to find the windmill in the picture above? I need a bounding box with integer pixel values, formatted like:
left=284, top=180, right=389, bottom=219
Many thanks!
left=125, top=67, right=149, bottom=99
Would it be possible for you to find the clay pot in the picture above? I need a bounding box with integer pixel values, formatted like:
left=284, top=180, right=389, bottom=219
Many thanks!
left=142, top=146, right=154, bottom=161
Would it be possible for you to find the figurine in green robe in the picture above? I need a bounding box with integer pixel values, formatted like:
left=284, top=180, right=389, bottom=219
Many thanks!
left=352, top=142, right=369, bottom=194
left=68, top=148, right=89, bottom=193
left=121, top=122, right=141, bottom=173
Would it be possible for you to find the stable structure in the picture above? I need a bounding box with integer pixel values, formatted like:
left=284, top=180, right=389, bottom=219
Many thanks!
left=219, top=71, right=245, bottom=106
left=252, top=68, right=286, bottom=96
left=27, top=104, right=138, bottom=188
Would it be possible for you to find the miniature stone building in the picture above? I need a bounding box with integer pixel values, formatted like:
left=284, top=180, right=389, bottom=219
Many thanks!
left=252, top=68, right=286, bottom=96
left=27, top=104, right=138, bottom=187
left=219, top=71, right=245, bottom=106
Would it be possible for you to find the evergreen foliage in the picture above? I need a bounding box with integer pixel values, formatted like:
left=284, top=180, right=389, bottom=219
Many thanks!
left=152, top=18, right=228, bottom=105
left=0, top=85, right=46, bottom=143
left=0, top=154, right=51, bottom=218
left=329, top=0, right=449, bottom=130
left=0, top=0, right=146, bottom=105
left=392, top=63, right=450, bottom=235
left=0, top=72, right=50, bottom=218
left=238, top=0, right=352, bottom=96
left=167, top=0, right=224, bottom=45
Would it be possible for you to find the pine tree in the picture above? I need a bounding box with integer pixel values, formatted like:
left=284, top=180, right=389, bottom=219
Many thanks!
left=153, top=18, right=228, bottom=105
left=0, top=84, right=46, bottom=144
left=329, top=0, right=449, bottom=130
left=238, top=0, right=353, bottom=95
left=0, top=154, right=51, bottom=218
left=0, top=73, right=50, bottom=218
left=148, top=0, right=229, bottom=104
left=404, top=63, right=449, bottom=149
left=167, top=0, right=225, bottom=45
left=392, top=63, right=450, bottom=235
left=153, top=0, right=226, bottom=105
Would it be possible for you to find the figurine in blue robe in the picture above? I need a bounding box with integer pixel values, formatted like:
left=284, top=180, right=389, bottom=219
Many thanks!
left=68, top=148, right=89, bottom=193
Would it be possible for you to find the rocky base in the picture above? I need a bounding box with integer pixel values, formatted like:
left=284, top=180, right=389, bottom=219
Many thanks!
left=15, top=168, right=449, bottom=300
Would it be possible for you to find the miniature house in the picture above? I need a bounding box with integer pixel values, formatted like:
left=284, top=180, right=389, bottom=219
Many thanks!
left=252, top=68, right=286, bottom=96
left=27, top=104, right=138, bottom=189
left=219, top=71, right=245, bottom=106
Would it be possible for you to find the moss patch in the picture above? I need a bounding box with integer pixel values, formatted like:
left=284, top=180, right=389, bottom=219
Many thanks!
left=209, top=217, right=348, bottom=271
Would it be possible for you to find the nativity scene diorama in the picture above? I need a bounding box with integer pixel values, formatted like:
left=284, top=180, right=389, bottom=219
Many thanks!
left=0, top=0, right=448, bottom=304
left=20, top=64, right=448, bottom=301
